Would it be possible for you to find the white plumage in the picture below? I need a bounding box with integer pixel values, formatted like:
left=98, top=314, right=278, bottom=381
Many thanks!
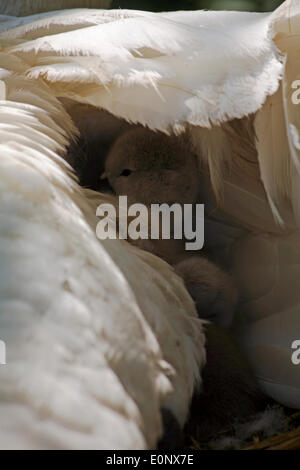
left=0, top=19, right=205, bottom=448
left=1, top=0, right=300, bottom=449
left=0, top=8, right=281, bottom=130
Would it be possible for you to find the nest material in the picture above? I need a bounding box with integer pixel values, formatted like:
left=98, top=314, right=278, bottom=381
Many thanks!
left=188, top=408, right=300, bottom=450
left=245, top=412, right=300, bottom=450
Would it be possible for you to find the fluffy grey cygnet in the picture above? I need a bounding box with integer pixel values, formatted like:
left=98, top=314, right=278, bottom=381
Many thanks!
left=175, top=256, right=237, bottom=328
left=104, top=127, right=237, bottom=327
left=104, top=127, right=200, bottom=206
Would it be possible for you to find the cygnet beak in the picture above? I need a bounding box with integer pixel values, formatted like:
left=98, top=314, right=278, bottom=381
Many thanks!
left=100, top=171, right=108, bottom=180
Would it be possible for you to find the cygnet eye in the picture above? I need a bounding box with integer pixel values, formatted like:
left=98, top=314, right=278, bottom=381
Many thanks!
left=120, top=169, right=132, bottom=177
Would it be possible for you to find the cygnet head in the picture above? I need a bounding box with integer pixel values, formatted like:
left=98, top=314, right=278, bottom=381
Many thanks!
left=104, top=127, right=200, bottom=206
